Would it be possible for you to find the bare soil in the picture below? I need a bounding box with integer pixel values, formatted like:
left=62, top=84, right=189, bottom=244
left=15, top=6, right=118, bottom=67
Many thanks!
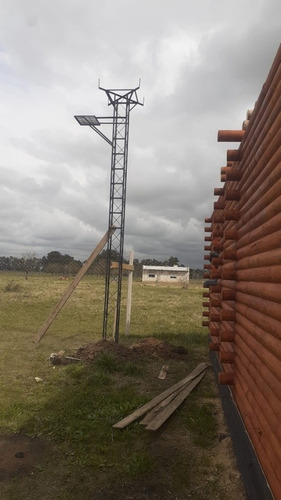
left=75, top=338, right=189, bottom=362
left=0, top=434, right=47, bottom=480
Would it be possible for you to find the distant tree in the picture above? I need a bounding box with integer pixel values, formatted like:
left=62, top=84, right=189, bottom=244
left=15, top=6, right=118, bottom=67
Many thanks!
left=168, top=256, right=179, bottom=267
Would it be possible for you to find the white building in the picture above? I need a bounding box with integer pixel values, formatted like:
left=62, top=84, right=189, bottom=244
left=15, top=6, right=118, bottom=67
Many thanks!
left=142, top=265, right=189, bottom=284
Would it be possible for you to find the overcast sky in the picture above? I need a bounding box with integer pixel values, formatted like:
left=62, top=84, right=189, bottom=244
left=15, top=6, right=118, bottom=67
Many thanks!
left=0, top=0, right=280, bottom=267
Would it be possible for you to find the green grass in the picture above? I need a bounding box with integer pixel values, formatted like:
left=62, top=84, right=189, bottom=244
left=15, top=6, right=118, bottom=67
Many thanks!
left=0, top=272, right=243, bottom=499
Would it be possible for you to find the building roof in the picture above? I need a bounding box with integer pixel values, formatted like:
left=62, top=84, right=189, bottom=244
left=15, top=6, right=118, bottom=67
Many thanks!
left=142, top=265, right=189, bottom=272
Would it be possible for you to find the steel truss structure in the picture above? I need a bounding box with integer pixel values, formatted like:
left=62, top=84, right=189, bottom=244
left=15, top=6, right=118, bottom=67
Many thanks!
left=75, top=84, right=143, bottom=342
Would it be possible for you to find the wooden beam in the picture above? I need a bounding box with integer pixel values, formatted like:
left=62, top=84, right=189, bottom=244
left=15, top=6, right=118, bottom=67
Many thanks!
left=35, top=226, right=116, bottom=343
left=112, top=363, right=209, bottom=429
left=111, top=262, right=134, bottom=272
left=145, top=370, right=207, bottom=431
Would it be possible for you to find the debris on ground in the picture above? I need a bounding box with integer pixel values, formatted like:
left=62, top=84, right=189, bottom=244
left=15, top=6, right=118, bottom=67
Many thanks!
left=158, top=364, right=169, bottom=380
left=113, top=362, right=208, bottom=431
left=75, top=338, right=188, bottom=363
left=49, top=351, right=82, bottom=365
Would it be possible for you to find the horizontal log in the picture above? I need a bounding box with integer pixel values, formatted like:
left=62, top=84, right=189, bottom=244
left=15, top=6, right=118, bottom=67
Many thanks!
left=204, top=245, right=211, bottom=251
left=210, top=313, right=221, bottom=322
left=224, top=229, right=238, bottom=240
left=204, top=264, right=211, bottom=270
left=235, top=301, right=281, bottom=342
left=202, top=321, right=209, bottom=327
left=214, top=187, right=224, bottom=196
left=224, top=209, right=240, bottom=221
left=236, top=290, right=281, bottom=325
left=204, top=227, right=212, bottom=233
left=209, top=342, right=220, bottom=351
left=214, top=201, right=225, bottom=210
left=220, top=351, right=235, bottom=363
left=236, top=281, right=281, bottom=304
left=210, top=285, right=222, bottom=293
left=236, top=227, right=281, bottom=259
left=210, top=298, right=221, bottom=307
left=221, top=269, right=236, bottom=280
left=234, top=383, right=281, bottom=500
left=224, top=189, right=240, bottom=201
left=234, top=356, right=281, bottom=477
left=202, top=311, right=209, bottom=317
left=212, top=230, right=224, bottom=238
left=202, top=302, right=210, bottom=308
left=213, top=215, right=224, bottom=224
left=220, top=310, right=236, bottom=321
left=220, top=330, right=235, bottom=342
left=204, top=236, right=212, bottom=241
left=203, top=292, right=210, bottom=298
left=223, top=248, right=237, bottom=260
left=236, top=265, right=281, bottom=283
left=235, top=318, right=281, bottom=387
left=218, top=130, right=245, bottom=142
left=221, top=289, right=236, bottom=301
left=227, top=149, right=242, bottom=161
left=219, top=372, right=234, bottom=385
left=210, top=327, right=220, bottom=337
left=226, top=168, right=243, bottom=181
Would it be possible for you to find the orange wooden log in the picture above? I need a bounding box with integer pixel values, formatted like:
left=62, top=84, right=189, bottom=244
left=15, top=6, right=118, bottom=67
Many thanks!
left=221, top=289, right=236, bottom=301
left=227, top=149, right=242, bottom=161
left=202, top=302, right=210, bottom=308
left=236, top=290, right=281, bottom=325
left=224, top=189, right=240, bottom=201
left=210, top=327, right=220, bottom=337
left=236, top=265, right=281, bottom=283
left=214, top=187, right=224, bottom=196
left=204, top=236, right=212, bottom=241
left=212, top=230, right=223, bottom=238
left=214, top=201, right=225, bottom=210
left=224, top=229, right=238, bottom=240
left=210, top=298, right=221, bottom=307
left=219, top=372, right=234, bottom=385
left=235, top=301, right=281, bottom=343
left=203, top=292, right=210, bottom=298
left=226, top=168, right=242, bottom=181
left=234, top=357, right=281, bottom=485
left=220, top=310, right=235, bottom=321
left=204, top=227, right=212, bottom=233
left=209, top=342, right=220, bottom=351
left=236, top=228, right=281, bottom=259
left=218, top=130, right=245, bottom=142
left=213, top=215, right=224, bottom=224
left=236, top=281, right=281, bottom=304
left=204, top=245, right=211, bottom=251
left=220, top=330, right=235, bottom=342
left=220, top=351, right=235, bottom=363
left=202, top=321, right=209, bottom=327
left=234, top=377, right=281, bottom=500
left=224, top=209, right=239, bottom=221
left=235, top=317, right=281, bottom=384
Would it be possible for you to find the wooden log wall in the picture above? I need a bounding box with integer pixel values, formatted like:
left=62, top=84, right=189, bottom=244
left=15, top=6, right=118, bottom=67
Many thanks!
left=203, top=44, right=281, bottom=499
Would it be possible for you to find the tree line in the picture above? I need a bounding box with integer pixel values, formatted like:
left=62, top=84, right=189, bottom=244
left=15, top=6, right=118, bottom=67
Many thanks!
left=0, top=251, right=203, bottom=278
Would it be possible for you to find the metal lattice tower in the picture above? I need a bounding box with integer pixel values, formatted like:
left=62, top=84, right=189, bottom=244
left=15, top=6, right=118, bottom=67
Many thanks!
left=75, top=83, right=143, bottom=343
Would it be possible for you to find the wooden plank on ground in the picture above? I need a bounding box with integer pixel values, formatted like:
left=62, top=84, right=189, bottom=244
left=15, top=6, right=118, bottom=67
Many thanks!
left=112, top=362, right=209, bottom=429
left=35, top=226, right=116, bottom=344
left=145, top=370, right=207, bottom=431
left=139, top=384, right=186, bottom=426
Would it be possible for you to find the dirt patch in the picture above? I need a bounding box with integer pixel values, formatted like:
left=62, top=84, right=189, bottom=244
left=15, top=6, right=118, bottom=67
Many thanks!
left=75, top=338, right=188, bottom=363
left=0, top=434, right=47, bottom=480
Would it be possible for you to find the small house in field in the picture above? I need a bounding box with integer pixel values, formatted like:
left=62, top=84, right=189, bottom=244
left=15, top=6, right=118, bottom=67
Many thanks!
left=142, top=265, right=189, bottom=284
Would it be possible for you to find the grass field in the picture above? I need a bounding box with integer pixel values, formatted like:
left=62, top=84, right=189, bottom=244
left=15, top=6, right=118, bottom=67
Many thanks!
left=0, top=272, right=245, bottom=499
